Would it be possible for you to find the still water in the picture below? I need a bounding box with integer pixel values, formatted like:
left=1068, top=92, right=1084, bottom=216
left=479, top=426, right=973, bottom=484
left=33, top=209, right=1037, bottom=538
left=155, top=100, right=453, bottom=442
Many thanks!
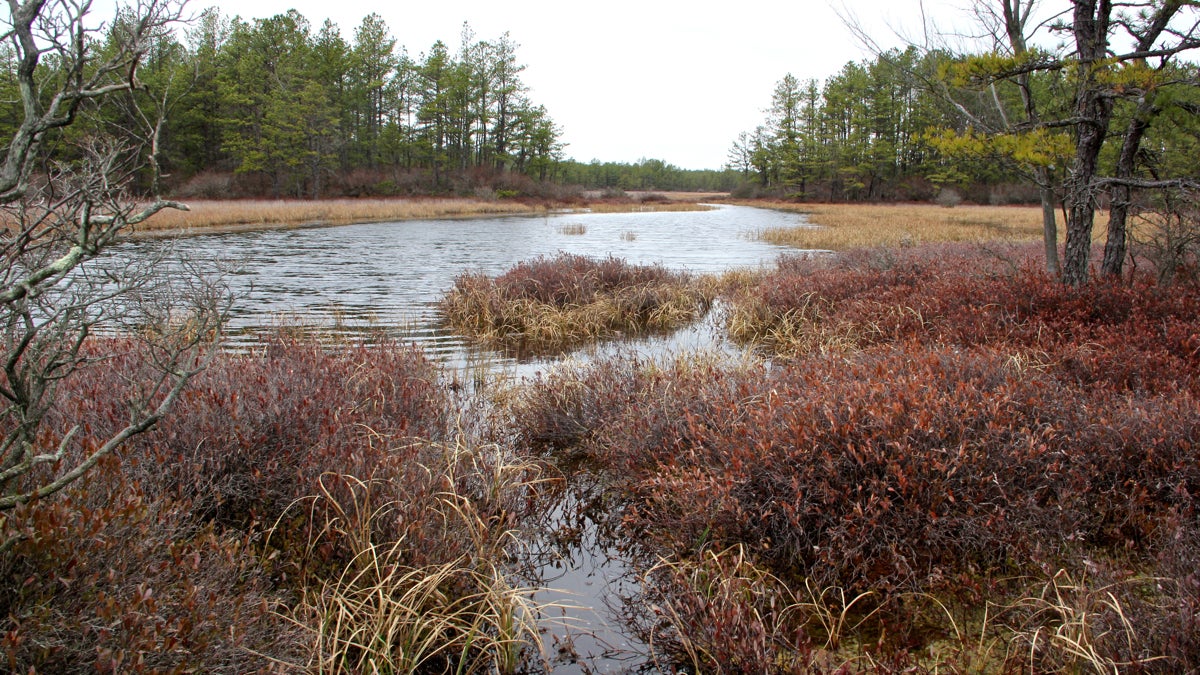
left=125, top=203, right=809, bottom=673
left=131, top=204, right=805, bottom=366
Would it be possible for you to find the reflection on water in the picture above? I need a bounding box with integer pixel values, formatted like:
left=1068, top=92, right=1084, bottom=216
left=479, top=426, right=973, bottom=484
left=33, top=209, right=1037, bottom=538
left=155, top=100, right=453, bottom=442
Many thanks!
left=115, top=204, right=810, bottom=673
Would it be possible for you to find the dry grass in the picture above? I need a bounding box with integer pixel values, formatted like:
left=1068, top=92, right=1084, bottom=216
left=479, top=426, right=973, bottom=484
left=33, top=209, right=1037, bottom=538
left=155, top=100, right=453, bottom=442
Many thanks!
left=743, top=202, right=1052, bottom=250
left=284, top=440, right=555, bottom=674
left=125, top=197, right=715, bottom=237
left=128, top=198, right=553, bottom=235
left=586, top=201, right=715, bottom=213
left=556, top=222, right=587, bottom=235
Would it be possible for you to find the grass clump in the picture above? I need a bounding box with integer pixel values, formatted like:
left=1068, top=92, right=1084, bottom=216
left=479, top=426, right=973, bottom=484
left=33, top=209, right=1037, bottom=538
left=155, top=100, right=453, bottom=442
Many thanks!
left=439, top=253, right=713, bottom=355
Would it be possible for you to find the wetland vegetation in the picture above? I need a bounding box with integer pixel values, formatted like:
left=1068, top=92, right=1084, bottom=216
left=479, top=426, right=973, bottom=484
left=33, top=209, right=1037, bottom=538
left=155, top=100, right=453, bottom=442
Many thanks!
left=6, top=238, right=1198, bottom=672
left=4, top=0, right=1200, bottom=672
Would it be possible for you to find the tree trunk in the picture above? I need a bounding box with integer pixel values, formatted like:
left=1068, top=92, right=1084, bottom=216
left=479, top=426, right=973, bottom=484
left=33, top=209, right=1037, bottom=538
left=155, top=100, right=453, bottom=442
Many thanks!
left=1034, top=166, right=1061, bottom=277
left=1061, top=0, right=1114, bottom=286
left=1062, top=102, right=1108, bottom=286
left=1101, top=100, right=1155, bottom=277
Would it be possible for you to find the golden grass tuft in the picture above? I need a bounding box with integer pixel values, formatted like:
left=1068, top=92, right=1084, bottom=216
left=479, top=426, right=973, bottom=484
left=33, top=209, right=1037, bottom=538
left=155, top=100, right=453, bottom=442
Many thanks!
left=439, top=254, right=714, bottom=355
left=743, top=202, right=1051, bottom=250
left=283, top=439, right=554, bottom=674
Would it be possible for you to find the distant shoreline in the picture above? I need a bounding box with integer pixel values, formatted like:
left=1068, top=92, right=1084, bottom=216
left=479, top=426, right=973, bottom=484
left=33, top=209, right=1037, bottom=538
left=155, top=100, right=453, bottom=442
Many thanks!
left=125, top=193, right=728, bottom=239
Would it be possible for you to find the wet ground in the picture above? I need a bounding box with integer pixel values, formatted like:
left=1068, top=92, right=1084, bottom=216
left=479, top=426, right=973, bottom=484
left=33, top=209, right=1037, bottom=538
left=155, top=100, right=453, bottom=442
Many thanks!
left=116, top=203, right=812, bottom=672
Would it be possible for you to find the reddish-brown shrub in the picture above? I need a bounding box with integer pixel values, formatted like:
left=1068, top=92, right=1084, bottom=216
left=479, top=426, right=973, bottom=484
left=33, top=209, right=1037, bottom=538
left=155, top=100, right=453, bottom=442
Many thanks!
left=729, top=243, right=1200, bottom=395
left=0, top=466, right=303, bottom=673
left=515, top=345, right=1199, bottom=596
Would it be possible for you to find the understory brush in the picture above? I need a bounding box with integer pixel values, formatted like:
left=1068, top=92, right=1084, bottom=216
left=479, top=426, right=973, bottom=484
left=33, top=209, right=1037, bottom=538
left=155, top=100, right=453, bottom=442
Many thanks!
left=1, top=336, right=551, bottom=672
left=727, top=243, right=1200, bottom=394
left=439, top=253, right=713, bottom=355
left=510, top=243, right=1200, bottom=671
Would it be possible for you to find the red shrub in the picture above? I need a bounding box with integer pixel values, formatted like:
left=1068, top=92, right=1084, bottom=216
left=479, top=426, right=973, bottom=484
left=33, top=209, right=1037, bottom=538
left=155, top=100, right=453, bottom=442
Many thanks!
left=515, top=343, right=1199, bottom=594
left=0, top=465, right=302, bottom=673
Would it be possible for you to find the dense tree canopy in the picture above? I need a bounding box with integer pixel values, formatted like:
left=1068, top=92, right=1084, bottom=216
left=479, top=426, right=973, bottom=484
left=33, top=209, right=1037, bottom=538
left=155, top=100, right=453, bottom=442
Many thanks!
left=18, top=9, right=568, bottom=198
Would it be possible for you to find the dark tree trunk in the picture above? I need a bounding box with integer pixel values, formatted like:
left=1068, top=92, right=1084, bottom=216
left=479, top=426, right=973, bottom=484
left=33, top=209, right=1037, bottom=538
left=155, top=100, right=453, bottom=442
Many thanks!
left=1061, top=0, right=1114, bottom=286
left=1035, top=166, right=1061, bottom=278
left=1102, top=96, right=1159, bottom=277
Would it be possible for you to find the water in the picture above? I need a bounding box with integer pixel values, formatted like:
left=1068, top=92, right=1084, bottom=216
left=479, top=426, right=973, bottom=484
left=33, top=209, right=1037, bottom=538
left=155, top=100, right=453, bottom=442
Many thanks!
left=119, top=203, right=809, bottom=672
left=122, top=204, right=803, bottom=370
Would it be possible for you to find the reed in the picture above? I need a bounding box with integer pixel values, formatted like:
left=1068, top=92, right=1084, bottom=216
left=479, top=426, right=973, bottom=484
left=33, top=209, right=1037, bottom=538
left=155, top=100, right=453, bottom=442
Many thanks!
left=439, top=253, right=713, bottom=354
left=745, top=202, right=1052, bottom=250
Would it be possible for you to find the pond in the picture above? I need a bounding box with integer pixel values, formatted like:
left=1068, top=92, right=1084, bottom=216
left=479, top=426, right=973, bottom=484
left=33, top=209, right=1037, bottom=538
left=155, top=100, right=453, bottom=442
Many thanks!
left=130, top=204, right=805, bottom=368
left=123, top=203, right=811, bottom=673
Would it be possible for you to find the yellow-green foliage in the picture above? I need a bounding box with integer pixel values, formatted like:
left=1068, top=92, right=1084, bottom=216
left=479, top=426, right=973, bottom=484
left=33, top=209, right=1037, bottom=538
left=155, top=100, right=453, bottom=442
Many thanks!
left=943, top=50, right=1052, bottom=86
left=925, top=127, right=1074, bottom=168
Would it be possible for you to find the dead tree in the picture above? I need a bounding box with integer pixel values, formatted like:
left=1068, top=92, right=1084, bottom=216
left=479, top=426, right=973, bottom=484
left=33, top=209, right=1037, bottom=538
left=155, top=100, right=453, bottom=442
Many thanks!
left=0, top=0, right=227, bottom=546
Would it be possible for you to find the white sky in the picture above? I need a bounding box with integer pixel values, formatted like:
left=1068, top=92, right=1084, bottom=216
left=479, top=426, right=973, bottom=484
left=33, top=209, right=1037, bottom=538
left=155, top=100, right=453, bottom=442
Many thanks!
left=182, top=0, right=977, bottom=170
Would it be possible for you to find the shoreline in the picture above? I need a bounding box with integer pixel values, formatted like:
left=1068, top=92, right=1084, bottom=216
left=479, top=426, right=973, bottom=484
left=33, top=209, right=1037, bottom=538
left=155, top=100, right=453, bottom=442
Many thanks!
left=124, top=194, right=726, bottom=240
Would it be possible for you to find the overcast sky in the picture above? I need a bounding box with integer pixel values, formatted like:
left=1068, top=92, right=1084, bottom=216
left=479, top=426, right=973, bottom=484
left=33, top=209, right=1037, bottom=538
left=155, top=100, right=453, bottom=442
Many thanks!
left=184, top=0, right=978, bottom=170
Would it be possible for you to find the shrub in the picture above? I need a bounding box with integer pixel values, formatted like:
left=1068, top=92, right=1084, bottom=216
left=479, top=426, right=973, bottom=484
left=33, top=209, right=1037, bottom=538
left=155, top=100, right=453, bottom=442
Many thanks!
left=725, top=244, right=1200, bottom=395
left=935, top=187, right=963, bottom=208
left=0, top=470, right=303, bottom=672
left=439, top=254, right=713, bottom=354
left=3, top=334, right=552, bottom=671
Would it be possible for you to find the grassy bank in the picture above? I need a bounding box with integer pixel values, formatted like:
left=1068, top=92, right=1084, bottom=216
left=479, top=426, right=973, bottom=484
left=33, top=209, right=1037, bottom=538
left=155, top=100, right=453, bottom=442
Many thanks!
left=127, top=194, right=713, bottom=237
left=737, top=201, right=1049, bottom=249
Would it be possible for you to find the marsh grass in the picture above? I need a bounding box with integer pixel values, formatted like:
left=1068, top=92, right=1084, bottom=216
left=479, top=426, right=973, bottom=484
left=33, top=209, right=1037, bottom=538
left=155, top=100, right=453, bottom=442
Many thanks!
left=635, top=544, right=1188, bottom=673
left=126, top=198, right=551, bottom=234
left=586, top=201, right=714, bottom=213
left=119, top=197, right=714, bottom=236
left=556, top=222, right=587, bottom=235
left=746, top=202, right=1054, bottom=250
left=283, top=438, right=555, bottom=673
left=439, top=253, right=713, bottom=354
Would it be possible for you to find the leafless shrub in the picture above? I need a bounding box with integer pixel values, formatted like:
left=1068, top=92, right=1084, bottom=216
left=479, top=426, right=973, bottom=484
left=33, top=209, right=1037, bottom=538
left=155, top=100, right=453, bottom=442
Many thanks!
left=1130, top=189, right=1200, bottom=284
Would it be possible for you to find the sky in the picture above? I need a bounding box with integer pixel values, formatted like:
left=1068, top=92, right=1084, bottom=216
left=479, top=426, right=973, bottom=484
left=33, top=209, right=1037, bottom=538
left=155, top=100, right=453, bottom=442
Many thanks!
left=181, top=0, right=979, bottom=170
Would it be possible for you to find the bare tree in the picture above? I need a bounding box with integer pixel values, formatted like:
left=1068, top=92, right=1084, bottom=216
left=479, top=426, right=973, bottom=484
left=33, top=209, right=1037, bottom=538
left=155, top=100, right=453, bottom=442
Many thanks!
left=0, top=0, right=227, bottom=546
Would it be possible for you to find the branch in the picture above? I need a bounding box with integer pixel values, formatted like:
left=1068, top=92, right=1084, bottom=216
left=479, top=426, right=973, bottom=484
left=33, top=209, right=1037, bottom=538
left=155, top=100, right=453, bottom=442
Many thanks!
left=0, top=200, right=188, bottom=306
left=0, top=357, right=201, bottom=510
left=1094, top=176, right=1200, bottom=189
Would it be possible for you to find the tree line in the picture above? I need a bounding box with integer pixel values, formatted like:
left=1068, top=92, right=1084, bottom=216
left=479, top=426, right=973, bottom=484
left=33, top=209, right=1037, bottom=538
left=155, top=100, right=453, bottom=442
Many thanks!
left=732, top=28, right=1200, bottom=216
left=1, top=8, right=568, bottom=199
left=729, top=49, right=965, bottom=202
